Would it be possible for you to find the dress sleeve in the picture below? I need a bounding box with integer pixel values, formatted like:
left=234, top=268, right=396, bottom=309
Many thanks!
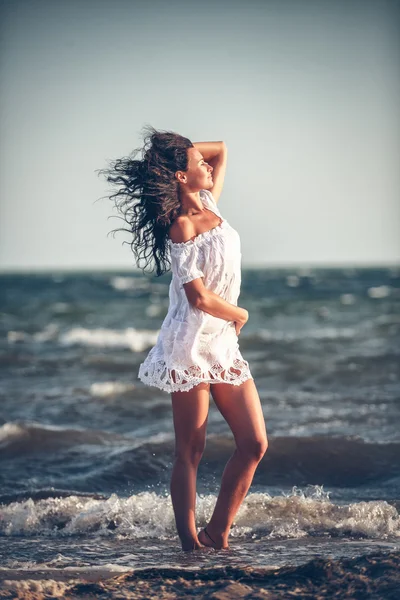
left=171, top=243, right=205, bottom=285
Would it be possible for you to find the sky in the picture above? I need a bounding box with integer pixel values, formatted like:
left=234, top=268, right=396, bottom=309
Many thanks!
left=0, top=0, right=399, bottom=271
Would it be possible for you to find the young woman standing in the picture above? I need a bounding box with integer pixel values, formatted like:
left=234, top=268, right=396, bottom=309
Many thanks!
left=100, top=126, right=268, bottom=551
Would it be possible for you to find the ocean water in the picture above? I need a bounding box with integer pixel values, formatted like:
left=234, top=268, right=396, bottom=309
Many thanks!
left=0, top=267, right=399, bottom=592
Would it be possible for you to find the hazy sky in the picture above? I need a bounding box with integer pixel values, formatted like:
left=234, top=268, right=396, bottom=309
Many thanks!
left=0, top=0, right=399, bottom=271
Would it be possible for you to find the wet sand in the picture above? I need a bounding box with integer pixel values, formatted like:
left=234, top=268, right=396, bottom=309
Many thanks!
left=0, top=550, right=398, bottom=599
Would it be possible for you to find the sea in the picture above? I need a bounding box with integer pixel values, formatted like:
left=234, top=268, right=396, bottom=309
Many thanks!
left=0, top=266, right=399, bottom=598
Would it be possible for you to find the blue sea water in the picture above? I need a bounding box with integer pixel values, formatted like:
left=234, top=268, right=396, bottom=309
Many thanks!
left=0, top=267, right=399, bottom=580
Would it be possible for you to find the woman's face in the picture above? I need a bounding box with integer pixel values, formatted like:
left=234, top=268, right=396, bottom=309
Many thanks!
left=176, top=147, right=213, bottom=190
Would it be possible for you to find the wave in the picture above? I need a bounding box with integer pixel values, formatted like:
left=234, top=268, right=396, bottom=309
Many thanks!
left=245, top=314, right=400, bottom=344
left=6, top=309, right=400, bottom=352
left=0, top=421, right=172, bottom=456
left=3, top=322, right=362, bottom=346
left=1, top=424, right=400, bottom=490
left=0, top=485, right=398, bottom=540
left=7, top=325, right=158, bottom=352
left=0, top=488, right=108, bottom=505
left=0, top=421, right=126, bottom=452
left=255, top=327, right=357, bottom=341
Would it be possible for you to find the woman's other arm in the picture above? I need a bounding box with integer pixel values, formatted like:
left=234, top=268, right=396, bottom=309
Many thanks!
left=183, top=278, right=248, bottom=334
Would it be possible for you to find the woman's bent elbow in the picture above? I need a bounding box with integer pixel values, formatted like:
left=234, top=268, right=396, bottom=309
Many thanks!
left=194, top=293, right=207, bottom=310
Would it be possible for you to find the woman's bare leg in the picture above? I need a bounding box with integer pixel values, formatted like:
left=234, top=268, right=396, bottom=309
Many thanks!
left=170, top=381, right=210, bottom=551
left=198, top=377, right=268, bottom=549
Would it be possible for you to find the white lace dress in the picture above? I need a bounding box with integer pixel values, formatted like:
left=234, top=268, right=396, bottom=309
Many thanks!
left=138, top=188, right=253, bottom=393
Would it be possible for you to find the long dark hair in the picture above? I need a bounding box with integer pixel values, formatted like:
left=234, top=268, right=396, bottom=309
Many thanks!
left=96, top=125, right=193, bottom=276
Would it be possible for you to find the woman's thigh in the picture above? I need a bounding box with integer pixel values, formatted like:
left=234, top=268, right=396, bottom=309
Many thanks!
left=171, top=382, right=210, bottom=454
left=210, top=378, right=268, bottom=448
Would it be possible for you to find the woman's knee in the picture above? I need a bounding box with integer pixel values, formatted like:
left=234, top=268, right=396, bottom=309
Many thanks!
left=174, top=437, right=206, bottom=464
left=237, top=436, right=268, bottom=462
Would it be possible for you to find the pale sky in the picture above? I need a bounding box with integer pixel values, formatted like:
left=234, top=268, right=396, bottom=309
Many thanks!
left=0, top=0, right=399, bottom=271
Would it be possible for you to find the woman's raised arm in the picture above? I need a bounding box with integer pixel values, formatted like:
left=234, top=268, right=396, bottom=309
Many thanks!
left=193, top=141, right=227, bottom=204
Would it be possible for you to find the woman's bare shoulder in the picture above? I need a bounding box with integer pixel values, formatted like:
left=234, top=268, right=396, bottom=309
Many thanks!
left=168, top=216, right=196, bottom=244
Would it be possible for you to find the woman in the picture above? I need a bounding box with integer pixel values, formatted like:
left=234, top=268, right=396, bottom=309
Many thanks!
left=99, top=126, right=268, bottom=551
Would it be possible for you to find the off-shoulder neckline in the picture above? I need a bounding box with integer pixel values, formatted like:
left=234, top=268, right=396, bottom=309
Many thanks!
left=168, top=190, right=225, bottom=248
left=168, top=219, right=227, bottom=248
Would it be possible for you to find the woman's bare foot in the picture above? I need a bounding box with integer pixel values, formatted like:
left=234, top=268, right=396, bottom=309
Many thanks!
left=198, top=526, right=229, bottom=550
left=181, top=538, right=203, bottom=551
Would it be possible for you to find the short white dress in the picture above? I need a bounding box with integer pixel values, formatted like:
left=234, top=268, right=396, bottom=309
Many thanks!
left=138, top=188, right=253, bottom=393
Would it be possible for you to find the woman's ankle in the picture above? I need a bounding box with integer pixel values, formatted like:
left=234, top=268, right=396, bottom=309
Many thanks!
left=180, top=533, right=199, bottom=551
left=204, top=522, right=229, bottom=544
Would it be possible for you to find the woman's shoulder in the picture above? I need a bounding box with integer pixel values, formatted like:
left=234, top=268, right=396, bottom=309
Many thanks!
left=168, top=189, right=220, bottom=247
left=168, top=215, right=196, bottom=245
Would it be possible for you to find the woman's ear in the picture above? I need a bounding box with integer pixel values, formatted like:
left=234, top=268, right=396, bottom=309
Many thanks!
left=175, top=170, right=187, bottom=184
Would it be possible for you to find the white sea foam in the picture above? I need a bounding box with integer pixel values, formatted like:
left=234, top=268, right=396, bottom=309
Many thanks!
left=109, top=276, right=168, bottom=294
left=7, top=330, right=27, bottom=343
left=234, top=486, right=400, bottom=540
left=0, top=564, right=131, bottom=598
left=109, top=276, right=149, bottom=291
left=89, top=381, right=137, bottom=397
left=7, top=323, right=157, bottom=352
left=7, top=323, right=59, bottom=343
left=0, top=423, right=26, bottom=445
left=368, top=286, right=391, bottom=299
left=0, top=422, right=88, bottom=447
left=60, top=327, right=158, bottom=352
left=110, top=276, right=137, bottom=290
left=0, top=486, right=398, bottom=540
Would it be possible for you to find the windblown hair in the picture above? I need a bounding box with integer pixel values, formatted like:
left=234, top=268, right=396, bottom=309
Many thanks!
left=96, top=125, right=193, bottom=276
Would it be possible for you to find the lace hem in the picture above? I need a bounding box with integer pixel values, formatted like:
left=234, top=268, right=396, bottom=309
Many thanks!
left=138, top=357, right=254, bottom=393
